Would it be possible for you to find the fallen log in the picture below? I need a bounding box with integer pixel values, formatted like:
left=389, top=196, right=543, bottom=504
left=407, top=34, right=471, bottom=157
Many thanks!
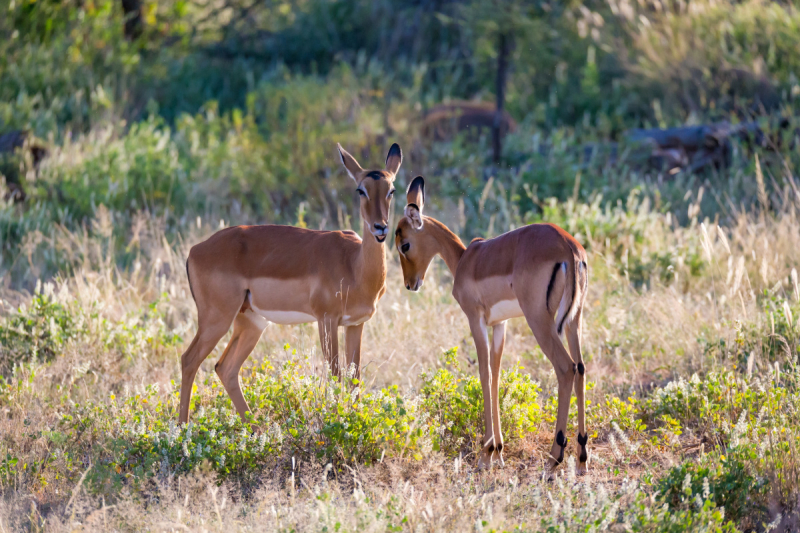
left=625, top=119, right=794, bottom=174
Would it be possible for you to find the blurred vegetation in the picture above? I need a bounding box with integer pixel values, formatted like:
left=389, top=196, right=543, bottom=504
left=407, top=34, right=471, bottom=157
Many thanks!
left=0, top=1, right=798, bottom=277
left=3, top=1, right=800, bottom=278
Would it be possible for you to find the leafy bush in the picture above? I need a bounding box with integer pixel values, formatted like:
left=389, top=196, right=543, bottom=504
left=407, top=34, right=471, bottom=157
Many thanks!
left=419, top=347, right=542, bottom=455
left=656, top=447, right=768, bottom=526
left=0, top=0, right=138, bottom=136
left=35, top=119, right=187, bottom=220
left=0, top=281, right=181, bottom=376
left=0, top=283, right=78, bottom=375
left=60, top=354, right=426, bottom=489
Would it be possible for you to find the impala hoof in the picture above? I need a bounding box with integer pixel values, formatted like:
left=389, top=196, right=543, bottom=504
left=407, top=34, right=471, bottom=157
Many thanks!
left=476, top=442, right=504, bottom=470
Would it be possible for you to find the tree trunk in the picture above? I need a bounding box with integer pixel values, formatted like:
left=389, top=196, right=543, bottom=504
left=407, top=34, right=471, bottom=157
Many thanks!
left=121, top=0, right=143, bottom=40
left=493, top=32, right=509, bottom=164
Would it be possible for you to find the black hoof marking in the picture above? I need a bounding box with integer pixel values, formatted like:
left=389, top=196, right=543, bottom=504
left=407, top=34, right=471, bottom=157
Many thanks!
left=572, top=363, right=577, bottom=375
left=496, top=442, right=503, bottom=453
left=487, top=443, right=495, bottom=453
left=577, top=362, right=585, bottom=375
left=555, top=430, right=568, bottom=465
left=577, top=432, right=588, bottom=463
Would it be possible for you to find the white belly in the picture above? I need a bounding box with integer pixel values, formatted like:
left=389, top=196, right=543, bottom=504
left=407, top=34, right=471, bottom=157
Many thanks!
left=342, top=313, right=371, bottom=326
left=256, top=310, right=317, bottom=325
left=486, top=299, right=523, bottom=326
left=248, top=300, right=316, bottom=325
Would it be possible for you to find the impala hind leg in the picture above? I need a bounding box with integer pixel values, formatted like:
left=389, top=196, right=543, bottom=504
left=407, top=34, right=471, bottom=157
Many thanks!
left=523, top=306, right=575, bottom=473
left=179, top=314, right=236, bottom=424
left=565, top=308, right=588, bottom=475
left=468, top=315, right=496, bottom=469
left=215, top=312, right=266, bottom=419
left=489, top=322, right=507, bottom=466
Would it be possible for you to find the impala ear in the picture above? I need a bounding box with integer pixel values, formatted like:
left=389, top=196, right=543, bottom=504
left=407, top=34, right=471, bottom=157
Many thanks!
left=385, top=143, right=402, bottom=176
left=338, top=143, right=363, bottom=183
left=406, top=175, right=424, bottom=210
left=404, top=175, right=425, bottom=230
left=404, top=204, right=423, bottom=230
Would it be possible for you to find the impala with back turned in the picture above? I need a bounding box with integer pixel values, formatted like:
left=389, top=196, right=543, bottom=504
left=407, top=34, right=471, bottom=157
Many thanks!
left=394, top=176, right=589, bottom=474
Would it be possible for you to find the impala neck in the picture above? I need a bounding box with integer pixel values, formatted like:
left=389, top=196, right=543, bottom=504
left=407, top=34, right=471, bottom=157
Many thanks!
left=426, top=217, right=466, bottom=277
left=357, top=219, right=387, bottom=291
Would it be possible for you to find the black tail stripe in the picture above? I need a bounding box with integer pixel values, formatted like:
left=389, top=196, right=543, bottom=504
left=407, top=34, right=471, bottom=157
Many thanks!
left=545, top=263, right=562, bottom=314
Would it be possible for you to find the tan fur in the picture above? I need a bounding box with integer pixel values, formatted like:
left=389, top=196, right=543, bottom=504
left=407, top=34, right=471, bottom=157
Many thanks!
left=178, top=144, right=403, bottom=424
left=394, top=177, right=589, bottom=474
left=421, top=101, right=517, bottom=142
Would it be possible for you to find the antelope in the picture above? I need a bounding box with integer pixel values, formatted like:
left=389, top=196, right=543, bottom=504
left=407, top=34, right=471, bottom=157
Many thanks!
left=178, top=144, right=403, bottom=424
left=421, top=101, right=517, bottom=142
left=394, top=176, right=589, bottom=473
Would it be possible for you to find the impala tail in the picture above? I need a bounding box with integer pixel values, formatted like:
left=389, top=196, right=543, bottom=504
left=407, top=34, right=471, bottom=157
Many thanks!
left=555, top=255, right=588, bottom=336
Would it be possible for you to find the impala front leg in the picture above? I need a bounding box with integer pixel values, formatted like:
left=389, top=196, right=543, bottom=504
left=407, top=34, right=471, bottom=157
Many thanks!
left=344, top=323, right=364, bottom=384
left=468, top=315, right=496, bottom=469
left=319, top=317, right=340, bottom=379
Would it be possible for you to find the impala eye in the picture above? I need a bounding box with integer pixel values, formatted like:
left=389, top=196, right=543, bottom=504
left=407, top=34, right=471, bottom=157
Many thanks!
left=401, top=243, right=410, bottom=254
left=388, top=189, right=395, bottom=198
left=356, top=188, right=366, bottom=197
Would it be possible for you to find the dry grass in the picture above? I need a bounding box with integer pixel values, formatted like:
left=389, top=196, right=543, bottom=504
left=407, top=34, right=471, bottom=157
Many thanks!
left=2, top=182, right=800, bottom=530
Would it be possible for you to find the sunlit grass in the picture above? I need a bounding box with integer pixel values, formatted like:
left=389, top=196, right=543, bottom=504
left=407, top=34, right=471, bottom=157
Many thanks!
left=2, top=183, right=800, bottom=529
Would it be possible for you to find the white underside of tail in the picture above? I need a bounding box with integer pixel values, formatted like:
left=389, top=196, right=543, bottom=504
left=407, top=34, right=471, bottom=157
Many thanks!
left=554, top=261, right=581, bottom=336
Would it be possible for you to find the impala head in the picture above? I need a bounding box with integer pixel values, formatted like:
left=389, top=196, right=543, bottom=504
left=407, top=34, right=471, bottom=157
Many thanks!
left=338, top=143, right=402, bottom=243
left=395, top=176, right=436, bottom=291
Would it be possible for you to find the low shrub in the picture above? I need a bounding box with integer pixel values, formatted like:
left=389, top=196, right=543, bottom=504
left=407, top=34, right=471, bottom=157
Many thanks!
left=656, top=448, right=768, bottom=526
left=0, top=281, right=181, bottom=376
left=419, top=346, right=543, bottom=455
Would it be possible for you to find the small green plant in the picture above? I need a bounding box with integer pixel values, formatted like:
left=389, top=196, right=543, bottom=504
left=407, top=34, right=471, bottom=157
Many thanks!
left=0, top=283, right=77, bottom=375
left=0, top=284, right=182, bottom=377
left=656, top=447, right=768, bottom=527
left=419, top=347, right=542, bottom=455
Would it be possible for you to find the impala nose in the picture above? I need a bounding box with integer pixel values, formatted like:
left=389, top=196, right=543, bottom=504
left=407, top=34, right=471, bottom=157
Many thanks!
left=373, top=223, right=388, bottom=242
left=406, top=279, right=423, bottom=291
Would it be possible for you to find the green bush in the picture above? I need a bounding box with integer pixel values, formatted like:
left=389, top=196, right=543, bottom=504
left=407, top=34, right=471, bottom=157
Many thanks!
left=0, top=284, right=74, bottom=375
left=656, top=447, right=768, bottom=527
left=61, top=354, right=426, bottom=490
left=0, top=283, right=181, bottom=376
left=419, top=347, right=542, bottom=455
left=0, top=0, right=138, bottom=136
